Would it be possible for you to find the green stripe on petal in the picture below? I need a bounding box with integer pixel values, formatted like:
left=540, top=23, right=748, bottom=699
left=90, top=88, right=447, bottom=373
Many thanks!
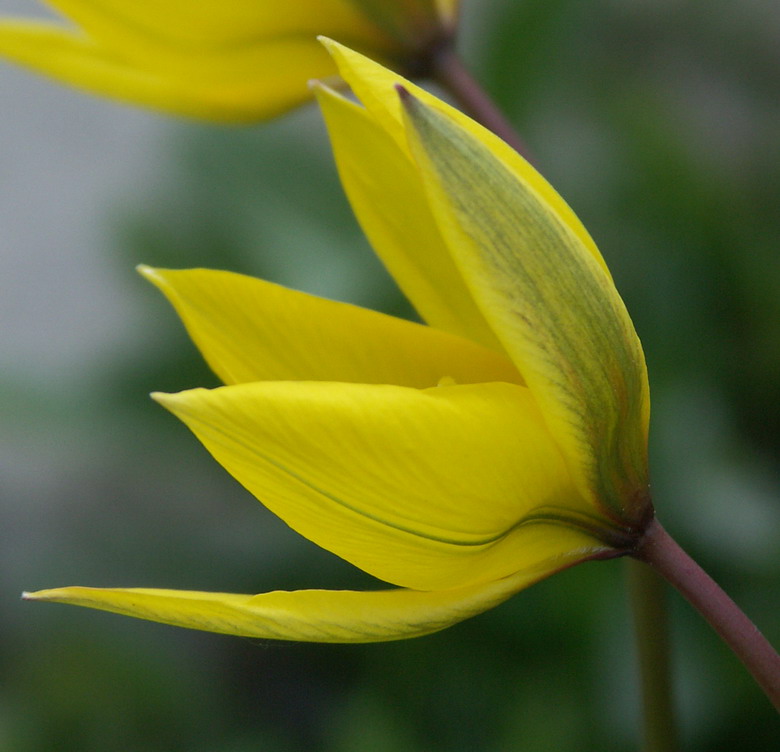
left=398, top=90, right=650, bottom=524
left=154, top=380, right=607, bottom=591
left=22, top=557, right=579, bottom=645
left=316, top=84, right=505, bottom=351
left=139, top=266, right=521, bottom=388
left=320, top=38, right=608, bottom=276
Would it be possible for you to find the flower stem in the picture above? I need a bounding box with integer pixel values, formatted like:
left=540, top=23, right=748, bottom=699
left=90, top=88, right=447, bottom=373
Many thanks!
left=634, top=517, right=780, bottom=711
left=626, top=558, right=678, bottom=751
left=429, top=44, right=533, bottom=161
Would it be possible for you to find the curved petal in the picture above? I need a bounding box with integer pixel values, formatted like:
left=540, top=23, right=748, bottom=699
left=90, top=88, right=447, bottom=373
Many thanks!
left=317, top=41, right=650, bottom=522
left=23, top=558, right=579, bottom=643
left=398, top=91, right=650, bottom=520
left=0, top=21, right=341, bottom=120
left=139, top=266, right=521, bottom=388
left=0, top=21, right=340, bottom=120
left=316, top=84, right=505, bottom=351
left=154, top=381, right=605, bottom=591
left=320, top=38, right=609, bottom=276
left=43, top=0, right=386, bottom=51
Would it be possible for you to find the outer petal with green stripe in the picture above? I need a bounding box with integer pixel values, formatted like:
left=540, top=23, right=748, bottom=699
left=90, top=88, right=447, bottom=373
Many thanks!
left=25, top=42, right=652, bottom=643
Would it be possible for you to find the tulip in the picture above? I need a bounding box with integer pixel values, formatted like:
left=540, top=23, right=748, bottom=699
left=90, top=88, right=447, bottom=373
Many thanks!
left=24, top=41, right=652, bottom=642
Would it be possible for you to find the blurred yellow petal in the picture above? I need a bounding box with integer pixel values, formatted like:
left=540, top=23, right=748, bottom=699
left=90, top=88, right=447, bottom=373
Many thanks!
left=139, top=266, right=520, bottom=387
left=154, top=381, right=606, bottom=591
left=0, top=21, right=337, bottom=120
left=0, top=2, right=457, bottom=120
left=316, top=84, right=504, bottom=351
left=45, top=0, right=386, bottom=52
left=23, top=561, right=574, bottom=645
left=398, top=90, right=650, bottom=520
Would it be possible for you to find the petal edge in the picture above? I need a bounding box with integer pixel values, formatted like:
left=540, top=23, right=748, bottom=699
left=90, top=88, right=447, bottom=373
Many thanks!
left=23, top=560, right=582, bottom=644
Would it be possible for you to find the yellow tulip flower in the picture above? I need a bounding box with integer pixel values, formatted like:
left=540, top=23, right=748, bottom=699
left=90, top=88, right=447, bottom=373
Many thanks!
left=24, top=41, right=652, bottom=642
left=0, top=0, right=459, bottom=121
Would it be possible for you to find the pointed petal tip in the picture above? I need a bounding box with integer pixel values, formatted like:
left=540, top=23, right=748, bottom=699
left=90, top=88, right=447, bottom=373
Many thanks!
left=309, top=78, right=340, bottom=99
left=318, top=37, right=356, bottom=67
left=136, top=263, right=166, bottom=286
left=150, top=390, right=184, bottom=409
left=22, top=588, right=63, bottom=601
left=150, top=388, right=203, bottom=411
left=395, top=83, right=412, bottom=101
left=318, top=36, right=344, bottom=60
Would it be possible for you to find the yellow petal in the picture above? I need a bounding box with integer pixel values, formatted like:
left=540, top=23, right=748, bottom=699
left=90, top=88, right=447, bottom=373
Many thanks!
left=316, top=84, right=504, bottom=351
left=0, top=21, right=336, bottom=120
left=154, top=381, right=608, bottom=591
left=320, top=38, right=608, bottom=275
left=138, top=266, right=521, bottom=388
left=23, top=560, right=572, bottom=644
left=398, top=90, right=650, bottom=521
left=44, top=0, right=386, bottom=52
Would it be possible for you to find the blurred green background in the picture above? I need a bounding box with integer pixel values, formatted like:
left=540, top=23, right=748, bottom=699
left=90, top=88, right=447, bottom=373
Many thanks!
left=1, top=0, right=779, bottom=749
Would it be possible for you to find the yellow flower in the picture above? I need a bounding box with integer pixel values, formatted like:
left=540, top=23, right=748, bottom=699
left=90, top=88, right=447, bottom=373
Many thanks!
left=0, top=0, right=459, bottom=121
left=24, top=41, right=652, bottom=643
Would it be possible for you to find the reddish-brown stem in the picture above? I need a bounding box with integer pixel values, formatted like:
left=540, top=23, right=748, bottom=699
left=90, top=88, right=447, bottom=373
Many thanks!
left=634, top=518, right=780, bottom=711
left=429, top=44, right=534, bottom=161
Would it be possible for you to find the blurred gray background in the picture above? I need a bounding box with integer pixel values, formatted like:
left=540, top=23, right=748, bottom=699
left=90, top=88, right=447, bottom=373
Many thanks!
left=1, top=1, right=779, bottom=750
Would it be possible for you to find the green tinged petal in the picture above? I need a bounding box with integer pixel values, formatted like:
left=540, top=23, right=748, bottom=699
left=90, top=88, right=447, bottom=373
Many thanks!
left=315, top=84, right=505, bottom=351
left=154, top=381, right=605, bottom=591
left=321, top=38, right=608, bottom=276
left=317, top=40, right=650, bottom=524
left=138, top=266, right=520, bottom=388
left=22, top=561, right=572, bottom=644
left=397, top=90, right=650, bottom=522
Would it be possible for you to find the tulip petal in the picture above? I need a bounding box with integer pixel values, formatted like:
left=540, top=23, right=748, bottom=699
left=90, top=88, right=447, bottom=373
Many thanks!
left=44, top=0, right=385, bottom=51
left=154, top=381, right=605, bottom=591
left=398, top=90, right=650, bottom=519
left=0, top=21, right=337, bottom=120
left=138, top=266, right=521, bottom=388
left=320, top=38, right=608, bottom=275
left=23, top=561, right=573, bottom=644
left=316, top=84, right=505, bottom=351
left=346, top=0, right=457, bottom=46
